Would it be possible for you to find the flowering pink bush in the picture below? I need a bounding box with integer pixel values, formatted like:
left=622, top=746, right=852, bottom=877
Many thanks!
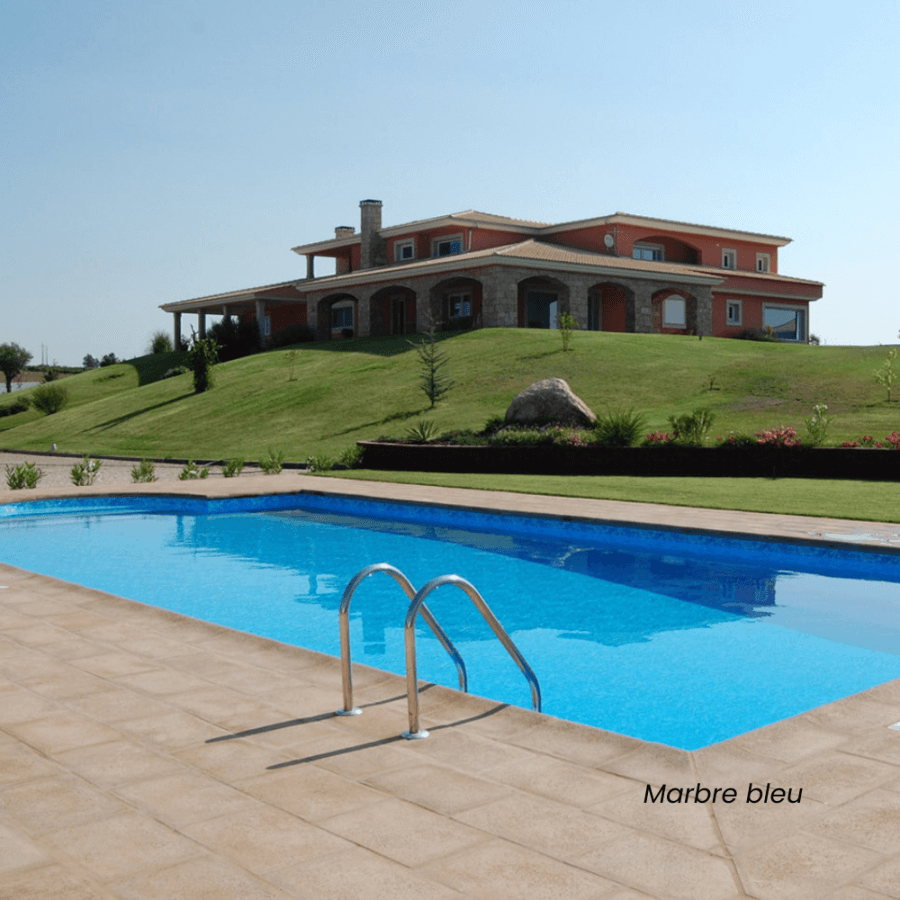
left=756, top=426, right=801, bottom=447
left=841, top=432, right=899, bottom=449
left=644, top=430, right=672, bottom=444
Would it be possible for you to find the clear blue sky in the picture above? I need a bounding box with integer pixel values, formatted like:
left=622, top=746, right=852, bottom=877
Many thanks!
left=2, top=0, right=898, bottom=365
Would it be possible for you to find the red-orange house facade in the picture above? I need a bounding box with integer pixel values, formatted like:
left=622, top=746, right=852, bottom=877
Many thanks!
left=161, top=200, right=823, bottom=345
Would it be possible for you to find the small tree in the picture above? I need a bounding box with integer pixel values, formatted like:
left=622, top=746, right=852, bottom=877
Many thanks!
left=31, top=383, right=70, bottom=415
left=82, top=354, right=100, bottom=369
left=408, top=320, right=454, bottom=409
left=100, top=352, right=119, bottom=367
left=148, top=330, right=173, bottom=354
left=0, top=342, right=33, bottom=393
left=557, top=311, right=578, bottom=351
left=188, top=334, right=218, bottom=393
left=874, top=347, right=898, bottom=402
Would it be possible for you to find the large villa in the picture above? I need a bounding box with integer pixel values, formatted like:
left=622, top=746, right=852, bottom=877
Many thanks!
left=161, top=201, right=823, bottom=346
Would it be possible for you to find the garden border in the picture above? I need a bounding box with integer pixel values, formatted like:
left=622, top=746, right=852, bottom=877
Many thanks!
left=358, top=442, right=900, bottom=481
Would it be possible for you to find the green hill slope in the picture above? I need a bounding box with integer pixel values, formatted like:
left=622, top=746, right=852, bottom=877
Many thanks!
left=1, top=331, right=897, bottom=459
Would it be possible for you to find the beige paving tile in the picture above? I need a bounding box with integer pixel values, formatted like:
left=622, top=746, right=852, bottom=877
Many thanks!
left=45, top=811, right=201, bottom=881
left=4, top=711, right=122, bottom=755
left=505, top=715, right=643, bottom=768
left=272, top=845, right=464, bottom=899
left=68, top=651, right=158, bottom=679
left=572, top=831, right=742, bottom=899
left=0, top=863, right=112, bottom=899
left=0, top=773, right=127, bottom=833
left=54, top=739, right=187, bottom=789
left=727, top=715, right=851, bottom=764
left=0, top=740, right=62, bottom=784
left=482, top=751, right=633, bottom=807
left=113, top=667, right=213, bottom=696
left=842, top=730, right=900, bottom=767
left=601, top=741, right=697, bottom=785
left=173, top=737, right=293, bottom=781
left=0, top=688, right=61, bottom=725
left=825, top=886, right=898, bottom=900
left=109, top=855, right=300, bottom=900
left=419, top=837, right=620, bottom=899
left=237, top=764, right=385, bottom=822
left=319, top=797, right=484, bottom=867
left=777, top=751, right=899, bottom=805
left=455, top=790, right=638, bottom=861
left=116, top=709, right=229, bottom=750
left=114, top=771, right=261, bottom=828
left=588, top=781, right=724, bottom=853
left=734, top=830, right=884, bottom=900
left=400, top=724, right=539, bottom=773
left=857, top=854, right=900, bottom=898
left=365, top=762, right=511, bottom=815
left=0, top=821, right=51, bottom=873
left=806, top=788, right=900, bottom=855
left=65, top=689, right=174, bottom=724
left=182, top=806, right=350, bottom=875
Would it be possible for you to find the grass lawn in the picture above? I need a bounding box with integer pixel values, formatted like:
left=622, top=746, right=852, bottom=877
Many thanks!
left=1, top=330, right=898, bottom=521
left=330, top=470, right=900, bottom=524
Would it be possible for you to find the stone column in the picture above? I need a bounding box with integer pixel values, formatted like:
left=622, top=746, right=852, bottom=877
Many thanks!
left=631, top=283, right=655, bottom=333
left=306, top=255, right=314, bottom=279
left=694, top=286, right=713, bottom=336
left=567, top=277, right=590, bottom=328
left=173, top=312, right=182, bottom=350
left=255, top=299, right=267, bottom=344
left=198, top=312, right=206, bottom=338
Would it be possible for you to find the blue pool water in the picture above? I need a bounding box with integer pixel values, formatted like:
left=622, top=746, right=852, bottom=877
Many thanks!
left=2, top=493, right=900, bottom=750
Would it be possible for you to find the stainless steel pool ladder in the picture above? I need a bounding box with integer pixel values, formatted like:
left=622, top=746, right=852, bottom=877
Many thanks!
left=336, top=563, right=541, bottom=740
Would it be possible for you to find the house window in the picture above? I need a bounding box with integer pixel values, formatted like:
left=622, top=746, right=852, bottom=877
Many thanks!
left=756, top=252, right=771, bottom=273
left=449, top=293, right=471, bottom=318
left=763, top=305, right=806, bottom=342
left=433, top=235, right=463, bottom=257
left=662, top=296, right=686, bottom=328
left=726, top=299, right=742, bottom=326
left=722, top=249, right=737, bottom=269
left=394, top=240, right=415, bottom=262
left=633, top=242, right=664, bottom=261
left=331, top=305, right=353, bottom=329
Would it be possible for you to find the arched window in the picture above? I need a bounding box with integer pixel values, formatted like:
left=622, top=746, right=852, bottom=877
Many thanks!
left=662, top=295, right=686, bottom=328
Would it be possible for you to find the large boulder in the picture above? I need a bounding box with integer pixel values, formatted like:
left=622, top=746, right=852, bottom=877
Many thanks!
left=505, top=378, right=596, bottom=427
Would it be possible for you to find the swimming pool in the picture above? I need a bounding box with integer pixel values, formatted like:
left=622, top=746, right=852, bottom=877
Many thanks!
left=3, top=492, right=900, bottom=750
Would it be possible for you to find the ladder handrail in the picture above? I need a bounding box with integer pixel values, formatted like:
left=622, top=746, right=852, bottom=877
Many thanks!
left=337, top=563, right=468, bottom=715
left=403, top=574, right=541, bottom=739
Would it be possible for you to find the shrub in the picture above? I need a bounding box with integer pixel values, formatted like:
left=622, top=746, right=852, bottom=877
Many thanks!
left=188, top=335, right=218, bottom=393
left=736, top=327, right=779, bottom=342
left=0, top=397, right=31, bottom=418
left=268, top=323, right=315, bottom=349
left=31, top=383, right=70, bottom=415
left=716, top=433, right=758, bottom=448
left=260, top=448, right=284, bottom=474
left=6, top=462, right=42, bottom=490
left=756, top=426, right=801, bottom=447
left=179, top=460, right=209, bottom=480
left=667, top=408, right=715, bottom=445
left=131, top=459, right=157, bottom=483
left=70, top=455, right=102, bottom=486
left=222, top=458, right=244, bottom=478
left=100, top=353, right=119, bottom=367
left=594, top=409, right=647, bottom=447
left=406, top=420, right=439, bottom=442
left=148, top=330, right=174, bottom=354
left=306, top=454, right=334, bottom=473
left=43, top=367, right=60, bottom=382
left=161, top=365, right=190, bottom=379
left=337, top=445, right=364, bottom=469
left=804, top=403, right=831, bottom=446
left=481, top=415, right=506, bottom=435
left=209, top=316, right=261, bottom=361
left=643, top=430, right=672, bottom=445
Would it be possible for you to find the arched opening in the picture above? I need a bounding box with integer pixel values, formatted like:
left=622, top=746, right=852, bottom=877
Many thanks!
left=517, top=276, right=569, bottom=329
left=316, top=293, right=360, bottom=341
left=631, top=235, right=700, bottom=265
left=428, top=277, right=483, bottom=331
left=652, top=288, right=697, bottom=334
left=370, top=285, right=417, bottom=336
left=587, top=282, right=632, bottom=332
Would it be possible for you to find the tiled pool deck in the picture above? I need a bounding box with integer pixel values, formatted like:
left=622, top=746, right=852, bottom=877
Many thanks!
left=2, top=474, right=900, bottom=899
